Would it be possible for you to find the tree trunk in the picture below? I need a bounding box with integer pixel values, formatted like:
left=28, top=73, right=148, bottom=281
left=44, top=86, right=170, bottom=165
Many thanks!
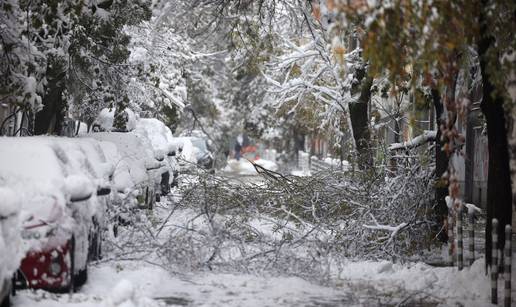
left=464, top=102, right=476, bottom=204
left=349, top=74, right=373, bottom=168
left=478, top=7, right=512, bottom=268
left=432, top=88, right=450, bottom=242
left=34, top=69, right=66, bottom=135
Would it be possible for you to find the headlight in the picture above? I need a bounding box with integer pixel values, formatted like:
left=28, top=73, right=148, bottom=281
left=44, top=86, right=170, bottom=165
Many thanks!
left=49, top=252, right=62, bottom=276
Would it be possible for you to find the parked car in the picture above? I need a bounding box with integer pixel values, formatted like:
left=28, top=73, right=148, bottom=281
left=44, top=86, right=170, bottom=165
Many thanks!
left=86, top=132, right=159, bottom=210
left=134, top=118, right=179, bottom=194
left=0, top=188, right=22, bottom=307
left=0, top=137, right=112, bottom=293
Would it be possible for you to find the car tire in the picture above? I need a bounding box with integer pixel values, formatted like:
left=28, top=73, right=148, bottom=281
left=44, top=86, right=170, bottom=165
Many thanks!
left=96, top=231, right=102, bottom=260
left=0, top=294, right=9, bottom=307
left=10, top=275, right=15, bottom=296
left=74, top=267, right=88, bottom=288
left=68, top=236, right=75, bottom=293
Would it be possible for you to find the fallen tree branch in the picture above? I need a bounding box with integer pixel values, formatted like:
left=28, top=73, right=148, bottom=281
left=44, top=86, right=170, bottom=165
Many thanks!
left=388, top=130, right=437, bottom=151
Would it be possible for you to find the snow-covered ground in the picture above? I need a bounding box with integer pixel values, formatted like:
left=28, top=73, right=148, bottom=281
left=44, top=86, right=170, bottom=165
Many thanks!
left=12, top=245, right=503, bottom=307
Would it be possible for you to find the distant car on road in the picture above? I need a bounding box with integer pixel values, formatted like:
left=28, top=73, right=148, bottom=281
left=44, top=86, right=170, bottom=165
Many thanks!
left=171, top=135, right=214, bottom=171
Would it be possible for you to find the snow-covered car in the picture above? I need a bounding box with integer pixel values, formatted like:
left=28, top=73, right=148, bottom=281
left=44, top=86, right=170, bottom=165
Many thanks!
left=0, top=137, right=112, bottom=292
left=171, top=136, right=214, bottom=171
left=134, top=118, right=179, bottom=197
left=86, top=132, right=159, bottom=210
left=0, top=188, right=22, bottom=307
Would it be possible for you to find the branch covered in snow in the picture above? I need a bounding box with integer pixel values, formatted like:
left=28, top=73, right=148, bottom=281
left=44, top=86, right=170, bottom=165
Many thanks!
left=388, top=130, right=437, bottom=151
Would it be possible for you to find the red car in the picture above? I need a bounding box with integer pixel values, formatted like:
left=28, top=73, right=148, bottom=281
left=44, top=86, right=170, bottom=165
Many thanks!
left=0, top=137, right=111, bottom=293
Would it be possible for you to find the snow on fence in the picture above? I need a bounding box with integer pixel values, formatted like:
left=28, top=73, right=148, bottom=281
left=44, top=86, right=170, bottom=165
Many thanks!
left=310, top=156, right=335, bottom=172
left=298, top=150, right=310, bottom=174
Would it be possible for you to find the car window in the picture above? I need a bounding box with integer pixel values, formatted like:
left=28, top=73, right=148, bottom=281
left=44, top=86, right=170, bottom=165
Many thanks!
left=190, top=138, right=207, bottom=152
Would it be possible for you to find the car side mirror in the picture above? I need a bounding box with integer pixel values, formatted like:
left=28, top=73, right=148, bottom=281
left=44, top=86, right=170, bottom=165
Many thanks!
left=97, top=186, right=111, bottom=196
left=66, top=175, right=94, bottom=203
left=154, top=150, right=165, bottom=162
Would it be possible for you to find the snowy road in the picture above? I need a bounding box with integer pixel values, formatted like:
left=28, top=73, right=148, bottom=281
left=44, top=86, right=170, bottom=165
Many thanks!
left=12, top=260, right=441, bottom=307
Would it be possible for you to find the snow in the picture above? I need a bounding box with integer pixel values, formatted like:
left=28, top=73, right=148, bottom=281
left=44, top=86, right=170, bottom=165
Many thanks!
left=0, top=187, right=23, bottom=286
left=224, top=158, right=279, bottom=175
left=15, top=261, right=344, bottom=307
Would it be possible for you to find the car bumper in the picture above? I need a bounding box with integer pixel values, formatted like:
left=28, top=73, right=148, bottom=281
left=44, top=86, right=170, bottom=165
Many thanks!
left=0, top=277, right=11, bottom=305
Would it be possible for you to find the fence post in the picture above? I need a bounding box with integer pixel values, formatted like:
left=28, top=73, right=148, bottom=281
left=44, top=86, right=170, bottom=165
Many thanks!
left=492, top=218, right=499, bottom=305
left=468, top=210, right=475, bottom=266
left=448, top=212, right=454, bottom=266
left=504, top=224, right=512, bottom=307
left=457, top=205, right=464, bottom=270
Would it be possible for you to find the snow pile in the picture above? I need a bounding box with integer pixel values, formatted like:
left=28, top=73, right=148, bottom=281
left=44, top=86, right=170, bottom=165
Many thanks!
left=224, top=158, right=278, bottom=175
left=101, top=279, right=158, bottom=307
left=336, top=258, right=493, bottom=305
left=96, top=108, right=138, bottom=132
